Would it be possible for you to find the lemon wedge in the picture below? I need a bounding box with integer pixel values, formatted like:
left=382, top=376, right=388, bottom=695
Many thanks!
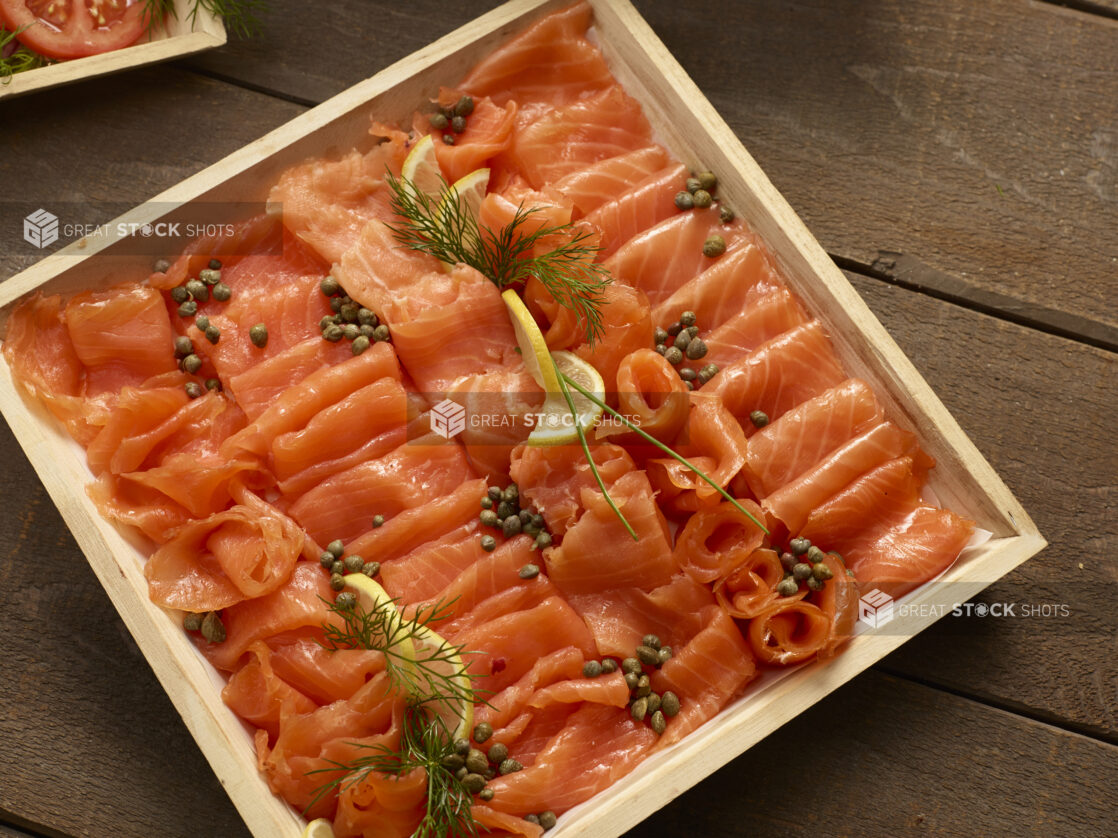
left=437, top=168, right=490, bottom=228
left=302, top=818, right=336, bottom=838
left=342, top=573, right=416, bottom=662
left=501, top=288, right=605, bottom=446
left=400, top=134, right=443, bottom=200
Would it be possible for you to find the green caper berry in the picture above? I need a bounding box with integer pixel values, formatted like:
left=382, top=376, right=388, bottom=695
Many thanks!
left=478, top=788, right=495, bottom=802
left=793, top=562, right=813, bottom=581
left=696, top=170, right=717, bottom=191
left=320, top=276, right=340, bottom=297
left=212, top=282, right=232, bottom=302
left=454, top=737, right=472, bottom=756
left=750, top=410, right=769, bottom=428
left=205, top=378, right=222, bottom=392
left=641, top=633, right=662, bottom=650
left=624, top=672, right=639, bottom=690
left=362, top=561, right=380, bottom=578
left=807, top=545, right=826, bottom=563
left=183, top=612, right=203, bottom=632
left=679, top=311, right=697, bottom=327
left=480, top=535, right=497, bottom=552
left=201, top=611, right=226, bottom=643
left=195, top=315, right=211, bottom=331
left=331, top=560, right=345, bottom=575
left=538, top=811, right=557, bottom=831
left=473, top=722, right=494, bottom=743
left=664, top=346, right=684, bottom=365
left=666, top=322, right=683, bottom=337
left=719, top=205, right=735, bottom=223
left=450, top=115, right=467, bottom=133
left=373, top=324, right=391, bottom=342
left=319, top=551, right=335, bottom=569
left=323, top=324, right=344, bottom=342
left=534, top=532, right=552, bottom=550
left=443, top=133, right=456, bottom=146
left=465, top=749, right=489, bottom=774
left=780, top=552, right=797, bottom=572
left=430, top=112, right=449, bottom=130
left=480, top=510, right=500, bottom=528
left=462, top=773, right=486, bottom=794
left=679, top=367, right=697, bottom=381
left=790, top=537, right=810, bottom=555
left=480, top=497, right=493, bottom=510
left=154, top=258, right=172, bottom=274
left=655, top=343, right=667, bottom=356
left=813, top=562, right=834, bottom=581
left=502, top=516, right=522, bottom=538
left=351, top=335, right=371, bottom=355
left=249, top=324, right=268, bottom=348
left=335, top=591, right=357, bottom=610
left=178, top=300, right=198, bottom=317
left=372, top=514, right=385, bottom=528
left=661, top=691, right=681, bottom=717
left=686, top=176, right=701, bottom=193
left=582, top=660, right=603, bottom=678
left=651, top=709, right=667, bottom=735
left=519, top=563, right=540, bottom=580
left=646, top=692, right=662, bottom=715
left=441, top=753, right=465, bottom=772
left=329, top=296, right=344, bottom=313
left=674, top=191, right=694, bottom=211
left=181, top=354, right=203, bottom=374
left=487, top=742, right=509, bottom=764
left=498, top=759, right=522, bottom=775
left=673, top=331, right=691, bottom=351
left=357, top=308, right=377, bottom=326
left=692, top=189, right=713, bottom=209
left=204, top=325, right=220, bottom=344
left=199, top=268, right=220, bottom=285
left=702, top=234, right=725, bottom=256
left=621, top=657, right=642, bottom=675
left=601, top=658, right=618, bottom=674
left=658, top=646, right=673, bottom=665
left=455, top=95, right=475, bottom=117
left=496, top=501, right=514, bottom=520
left=807, top=576, right=825, bottom=592
left=630, top=696, right=649, bottom=722
left=342, top=324, right=359, bottom=341
left=777, top=577, right=800, bottom=597
left=344, top=554, right=364, bottom=573
left=653, top=327, right=669, bottom=344
left=636, top=645, right=660, bottom=667
left=326, top=539, right=344, bottom=558
left=636, top=674, right=651, bottom=697
left=329, top=573, right=345, bottom=591
left=524, top=815, right=541, bottom=826
left=173, top=336, right=193, bottom=357
left=685, top=338, right=708, bottom=360
left=170, top=286, right=190, bottom=303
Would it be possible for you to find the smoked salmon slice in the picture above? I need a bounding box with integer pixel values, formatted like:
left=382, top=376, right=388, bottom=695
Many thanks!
left=583, top=162, right=689, bottom=257
left=550, top=145, right=672, bottom=217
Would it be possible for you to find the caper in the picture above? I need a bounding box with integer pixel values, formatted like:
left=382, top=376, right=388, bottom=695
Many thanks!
left=696, top=170, right=717, bottom=191
left=212, top=282, right=233, bottom=302
left=480, top=510, right=500, bottom=528
left=780, top=552, right=797, bottom=572
left=664, top=346, right=684, bottom=365
left=320, top=276, right=340, bottom=297
left=636, top=645, right=660, bottom=667
left=331, top=561, right=345, bottom=576
left=674, top=191, right=694, bottom=210
left=777, top=577, right=799, bottom=597
left=538, top=811, right=557, bottom=831
left=807, top=545, right=826, bottom=563
left=498, top=759, right=522, bottom=775
left=534, top=532, right=552, bottom=550
left=183, top=612, right=203, bottom=632
left=621, top=657, right=642, bottom=675
left=679, top=367, right=697, bottom=382
left=813, top=562, right=834, bottom=581
left=170, top=286, right=190, bottom=303
left=455, top=767, right=468, bottom=780
left=335, top=591, right=357, bottom=610
left=685, top=176, right=701, bottom=193
left=699, top=363, right=720, bottom=382
left=462, top=773, right=486, bottom=794
left=636, top=674, right=651, bottom=697
left=487, top=486, right=502, bottom=501
left=701, top=234, right=725, bottom=256
left=362, top=561, right=380, bottom=578
left=454, top=95, right=475, bottom=116
left=630, top=696, right=649, bottom=722
left=666, top=322, right=683, bottom=337
left=487, top=742, right=509, bottom=764
left=181, top=354, right=203, bottom=374
left=373, top=324, right=391, bottom=342
left=691, top=189, right=713, bottom=209
left=343, top=324, right=360, bottom=341
left=807, top=576, right=825, bottom=592
left=329, top=296, right=344, bottom=313
left=199, top=268, right=220, bottom=285
left=582, top=660, right=603, bottom=678
left=657, top=646, right=673, bottom=665
left=496, top=501, right=514, bottom=520
left=329, top=573, right=345, bottom=591
left=372, top=514, right=385, bottom=528
left=450, top=115, right=467, bottom=134
left=201, top=611, right=226, bottom=643
left=184, top=382, right=203, bottom=399
left=624, top=672, right=639, bottom=690
left=344, top=554, right=364, bottom=573
left=337, top=303, right=357, bottom=324
left=178, top=300, right=198, bottom=317
left=480, top=535, right=497, bottom=552
left=655, top=343, right=667, bottom=356
left=430, top=112, right=449, bottom=130
left=478, top=788, right=495, bottom=801
left=650, top=709, right=667, bottom=735
left=793, top=562, right=813, bottom=581
left=789, top=537, right=810, bottom=556
left=502, top=516, right=522, bottom=538
left=356, top=307, right=377, bottom=326
left=154, top=258, right=171, bottom=274
left=319, top=315, right=336, bottom=331
left=351, top=335, right=371, bottom=355
left=323, top=324, right=344, bottom=342
left=646, top=692, right=661, bottom=715
left=204, top=325, right=220, bottom=344
left=441, top=753, right=465, bottom=772
left=454, top=738, right=472, bottom=756
left=685, top=338, right=708, bottom=360
left=249, top=324, right=268, bottom=348
left=195, top=315, right=211, bottom=332
left=319, top=551, right=335, bottom=569
left=679, top=311, right=697, bottom=328
left=653, top=327, right=669, bottom=345
left=173, top=335, right=193, bottom=357
left=719, top=205, right=735, bottom=224
left=685, top=381, right=694, bottom=391
left=525, top=815, right=541, bottom=826
left=519, top=563, right=540, bottom=580
left=673, top=331, right=691, bottom=351
left=204, top=378, right=221, bottom=392
left=185, top=279, right=207, bottom=299
left=661, top=691, right=681, bottom=717
left=443, top=133, right=456, bottom=146
left=749, top=410, right=769, bottom=428
left=473, top=722, right=494, bottom=743
left=465, top=749, right=489, bottom=774
left=600, top=658, right=618, bottom=674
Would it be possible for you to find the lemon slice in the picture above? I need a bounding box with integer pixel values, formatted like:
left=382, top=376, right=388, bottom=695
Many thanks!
left=408, top=623, right=474, bottom=742
left=502, top=288, right=559, bottom=392
left=342, top=573, right=416, bottom=663
left=437, top=167, right=490, bottom=227
left=302, top=819, right=336, bottom=838
left=400, top=134, right=443, bottom=200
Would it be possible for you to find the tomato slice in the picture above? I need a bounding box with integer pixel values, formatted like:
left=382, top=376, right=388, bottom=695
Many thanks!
left=0, top=0, right=149, bottom=60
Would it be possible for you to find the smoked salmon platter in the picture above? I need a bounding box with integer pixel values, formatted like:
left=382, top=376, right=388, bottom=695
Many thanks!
left=0, top=1, right=1045, bottom=836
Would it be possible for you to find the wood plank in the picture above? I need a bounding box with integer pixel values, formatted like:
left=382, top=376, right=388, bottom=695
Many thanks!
left=634, top=672, right=1118, bottom=837
left=846, top=271, right=1118, bottom=739
left=0, top=822, right=38, bottom=838
left=185, top=0, right=1118, bottom=344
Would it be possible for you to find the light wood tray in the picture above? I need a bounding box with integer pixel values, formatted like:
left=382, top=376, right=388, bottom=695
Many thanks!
left=0, top=1, right=1046, bottom=835
left=0, top=0, right=225, bottom=100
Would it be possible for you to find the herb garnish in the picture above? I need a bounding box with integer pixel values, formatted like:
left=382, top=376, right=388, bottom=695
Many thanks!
left=0, top=26, right=50, bottom=82
left=385, top=170, right=612, bottom=345
left=142, top=0, right=266, bottom=39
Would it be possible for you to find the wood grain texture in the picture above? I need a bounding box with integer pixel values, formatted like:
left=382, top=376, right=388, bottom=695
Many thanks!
left=0, top=823, right=36, bottom=838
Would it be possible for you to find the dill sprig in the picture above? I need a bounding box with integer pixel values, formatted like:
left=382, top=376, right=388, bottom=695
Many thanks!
left=559, top=369, right=770, bottom=535
left=0, top=26, right=50, bottom=82
left=385, top=170, right=612, bottom=345
left=142, top=0, right=266, bottom=39
left=305, top=702, right=478, bottom=838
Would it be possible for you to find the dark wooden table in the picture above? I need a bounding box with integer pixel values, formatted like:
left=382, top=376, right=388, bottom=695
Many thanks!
left=2, top=1, right=1115, bottom=836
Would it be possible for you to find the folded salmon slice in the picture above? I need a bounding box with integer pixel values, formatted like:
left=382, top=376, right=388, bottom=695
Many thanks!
left=378, top=522, right=487, bottom=603
left=715, top=547, right=785, bottom=620
left=583, top=162, right=688, bottom=257
left=420, top=90, right=519, bottom=184
left=221, top=642, right=318, bottom=743
left=225, top=337, right=351, bottom=422
left=605, top=347, right=691, bottom=443
left=474, top=647, right=588, bottom=732
left=550, top=145, right=671, bottom=217
left=703, top=286, right=812, bottom=369
left=672, top=499, right=768, bottom=584
left=265, top=637, right=385, bottom=706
